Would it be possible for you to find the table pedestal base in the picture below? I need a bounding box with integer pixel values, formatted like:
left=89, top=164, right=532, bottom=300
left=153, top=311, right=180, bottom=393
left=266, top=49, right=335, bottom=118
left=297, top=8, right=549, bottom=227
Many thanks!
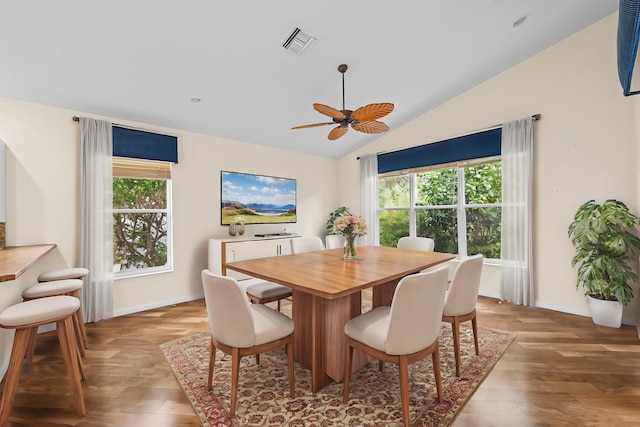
left=292, top=290, right=369, bottom=392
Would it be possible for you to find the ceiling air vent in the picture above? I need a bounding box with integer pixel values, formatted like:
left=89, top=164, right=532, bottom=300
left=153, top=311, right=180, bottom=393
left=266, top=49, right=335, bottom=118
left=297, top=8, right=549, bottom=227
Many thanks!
left=282, top=27, right=317, bottom=56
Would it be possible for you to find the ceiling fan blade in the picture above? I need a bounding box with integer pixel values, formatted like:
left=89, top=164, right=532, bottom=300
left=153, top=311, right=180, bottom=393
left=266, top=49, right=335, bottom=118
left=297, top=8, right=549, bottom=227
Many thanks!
left=352, top=120, right=390, bottom=134
left=291, top=122, right=335, bottom=130
left=313, top=103, right=346, bottom=120
left=328, top=125, right=348, bottom=140
left=351, top=103, right=394, bottom=122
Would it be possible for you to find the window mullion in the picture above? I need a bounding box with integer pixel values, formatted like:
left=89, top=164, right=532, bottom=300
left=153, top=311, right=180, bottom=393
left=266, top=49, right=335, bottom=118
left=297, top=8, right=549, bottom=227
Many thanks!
left=112, top=209, right=168, bottom=214
left=409, top=173, right=416, bottom=237
left=457, top=168, right=467, bottom=257
left=166, top=179, right=174, bottom=271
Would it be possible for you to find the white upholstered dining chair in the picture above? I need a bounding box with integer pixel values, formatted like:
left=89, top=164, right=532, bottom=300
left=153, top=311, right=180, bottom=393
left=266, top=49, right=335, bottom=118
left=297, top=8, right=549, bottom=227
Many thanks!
left=291, top=236, right=325, bottom=253
left=201, top=269, right=295, bottom=417
left=441, top=254, right=484, bottom=376
left=325, top=234, right=345, bottom=249
left=342, top=267, right=449, bottom=427
left=397, top=236, right=435, bottom=252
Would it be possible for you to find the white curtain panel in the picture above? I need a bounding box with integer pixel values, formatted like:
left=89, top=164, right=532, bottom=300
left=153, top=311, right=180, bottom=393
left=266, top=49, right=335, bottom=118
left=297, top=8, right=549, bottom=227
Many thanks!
left=500, top=117, right=535, bottom=306
left=79, top=117, right=114, bottom=322
left=360, top=154, right=379, bottom=246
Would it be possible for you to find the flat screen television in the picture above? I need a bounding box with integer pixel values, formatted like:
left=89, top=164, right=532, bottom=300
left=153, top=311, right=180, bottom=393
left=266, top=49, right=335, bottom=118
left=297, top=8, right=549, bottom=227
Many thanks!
left=221, top=170, right=297, bottom=225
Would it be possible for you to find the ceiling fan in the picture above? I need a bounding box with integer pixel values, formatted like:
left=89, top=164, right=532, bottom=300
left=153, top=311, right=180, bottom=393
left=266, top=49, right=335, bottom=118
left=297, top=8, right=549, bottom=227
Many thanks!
left=291, top=64, right=394, bottom=141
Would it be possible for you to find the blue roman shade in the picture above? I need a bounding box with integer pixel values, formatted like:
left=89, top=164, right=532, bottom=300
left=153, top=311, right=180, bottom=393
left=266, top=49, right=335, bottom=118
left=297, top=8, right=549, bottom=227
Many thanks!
left=377, top=127, right=502, bottom=174
left=618, top=0, right=640, bottom=96
left=112, top=126, right=178, bottom=163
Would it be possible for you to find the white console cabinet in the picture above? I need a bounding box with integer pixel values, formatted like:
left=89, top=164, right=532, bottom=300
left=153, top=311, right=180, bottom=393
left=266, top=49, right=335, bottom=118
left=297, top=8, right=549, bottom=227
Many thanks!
left=208, top=235, right=300, bottom=281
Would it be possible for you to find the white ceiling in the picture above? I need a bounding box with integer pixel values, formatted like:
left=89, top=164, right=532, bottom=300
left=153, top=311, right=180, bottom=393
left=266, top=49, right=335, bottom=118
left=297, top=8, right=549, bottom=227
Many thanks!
left=0, top=1, right=619, bottom=159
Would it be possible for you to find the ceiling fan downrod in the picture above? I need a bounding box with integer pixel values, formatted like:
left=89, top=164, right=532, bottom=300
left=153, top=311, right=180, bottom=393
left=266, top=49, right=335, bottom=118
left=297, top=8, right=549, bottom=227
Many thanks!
left=338, top=64, right=348, bottom=112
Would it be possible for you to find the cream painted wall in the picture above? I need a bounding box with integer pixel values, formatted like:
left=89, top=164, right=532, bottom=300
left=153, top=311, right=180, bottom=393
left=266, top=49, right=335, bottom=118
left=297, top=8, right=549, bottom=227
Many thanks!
left=339, top=13, right=640, bottom=324
left=2, top=12, right=638, bottom=326
left=0, top=97, right=338, bottom=316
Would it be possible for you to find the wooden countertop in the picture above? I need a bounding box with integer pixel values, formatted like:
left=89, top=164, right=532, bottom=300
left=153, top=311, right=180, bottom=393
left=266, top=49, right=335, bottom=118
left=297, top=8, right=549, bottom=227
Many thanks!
left=0, top=244, right=56, bottom=282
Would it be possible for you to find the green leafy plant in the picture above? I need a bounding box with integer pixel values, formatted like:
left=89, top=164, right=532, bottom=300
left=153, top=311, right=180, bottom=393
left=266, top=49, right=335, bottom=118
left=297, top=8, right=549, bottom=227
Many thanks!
left=326, top=207, right=351, bottom=235
left=113, top=177, right=168, bottom=270
left=568, top=199, right=640, bottom=305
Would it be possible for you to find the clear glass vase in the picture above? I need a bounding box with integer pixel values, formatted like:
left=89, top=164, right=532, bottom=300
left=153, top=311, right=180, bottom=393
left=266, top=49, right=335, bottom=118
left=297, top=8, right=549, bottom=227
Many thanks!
left=344, top=234, right=357, bottom=260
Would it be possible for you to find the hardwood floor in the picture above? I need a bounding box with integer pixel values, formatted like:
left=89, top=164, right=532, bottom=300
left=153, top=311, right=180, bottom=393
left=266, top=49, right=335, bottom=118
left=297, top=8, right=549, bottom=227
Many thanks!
left=1, top=296, right=639, bottom=426
left=454, top=298, right=640, bottom=427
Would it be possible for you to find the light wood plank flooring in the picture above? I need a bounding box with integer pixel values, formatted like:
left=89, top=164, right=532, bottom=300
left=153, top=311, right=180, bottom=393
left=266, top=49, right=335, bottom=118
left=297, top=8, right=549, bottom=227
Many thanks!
left=1, top=296, right=639, bottom=426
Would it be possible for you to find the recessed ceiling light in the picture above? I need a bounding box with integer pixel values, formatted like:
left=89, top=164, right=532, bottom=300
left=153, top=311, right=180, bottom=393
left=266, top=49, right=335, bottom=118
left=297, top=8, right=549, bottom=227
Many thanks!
left=513, top=14, right=529, bottom=28
left=190, top=97, right=202, bottom=104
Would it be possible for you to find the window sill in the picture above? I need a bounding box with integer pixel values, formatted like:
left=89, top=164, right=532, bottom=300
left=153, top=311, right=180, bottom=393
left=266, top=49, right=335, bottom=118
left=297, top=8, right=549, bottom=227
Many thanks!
left=114, top=266, right=173, bottom=280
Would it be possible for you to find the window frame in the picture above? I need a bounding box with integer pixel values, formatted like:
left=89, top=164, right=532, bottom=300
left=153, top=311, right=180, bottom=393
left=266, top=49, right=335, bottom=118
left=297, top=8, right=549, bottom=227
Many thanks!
left=112, top=157, right=174, bottom=279
left=378, top=156, right=502, bottom=262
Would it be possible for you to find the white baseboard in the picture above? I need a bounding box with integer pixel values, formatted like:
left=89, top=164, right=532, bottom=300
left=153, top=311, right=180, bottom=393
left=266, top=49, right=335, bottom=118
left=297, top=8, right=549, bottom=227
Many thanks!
left=479, top=290, right=500, bottom=299
left=534, top=301, right=590, bottom=318
left=491, top=298, right=637, bottom=327
left=113, top=294, right=204, bottom=317
left=114, top=292, right=638, bottom=326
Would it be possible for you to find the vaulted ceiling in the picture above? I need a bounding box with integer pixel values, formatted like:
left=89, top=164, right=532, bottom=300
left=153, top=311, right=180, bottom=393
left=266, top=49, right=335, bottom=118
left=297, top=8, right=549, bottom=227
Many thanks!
left=0, top=1, right=618, bottom=158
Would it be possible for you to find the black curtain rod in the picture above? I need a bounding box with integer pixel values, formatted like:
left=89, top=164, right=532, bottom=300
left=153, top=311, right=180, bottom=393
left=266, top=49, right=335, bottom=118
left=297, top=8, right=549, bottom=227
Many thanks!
left=356, top=113, right=541, bottom=160
left=72, top=115, right=128, bottom=129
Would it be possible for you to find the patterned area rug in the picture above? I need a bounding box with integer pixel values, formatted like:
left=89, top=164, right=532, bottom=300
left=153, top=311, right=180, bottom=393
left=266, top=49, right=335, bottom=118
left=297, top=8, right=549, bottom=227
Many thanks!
left=161, top=303, right=514, bottom=426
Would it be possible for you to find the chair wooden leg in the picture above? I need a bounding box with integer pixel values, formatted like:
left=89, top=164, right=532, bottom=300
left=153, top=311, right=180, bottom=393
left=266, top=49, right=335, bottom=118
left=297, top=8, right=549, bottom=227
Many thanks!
left=0, top=328, right=31, bottom=426
left=207, top=337, right=216, bottom=391
left=452, top=318, right=462, bottom=376
left=24, top=326, right=38, bottom=365
left=342, top=338, right=353, bottom=404
left=287, top=341, right=294, bottom=398
left=56, top=316, right=86, bottom=416
left=72, top=311, right=86, bottom=357
left=70, top=291, right=88, bottom=351
left=230, top=348, right=240, bottom=418
left=432, top=344, right=443, bottom=403
left=379, top=360, right=385, bottom=371
left=76, top=344, right=86, bottom=380
left=471, top=315, right=479, bottom=355
left=399, top=355, right=410, bottom=427
left=75, top=306, right=89, bottom=350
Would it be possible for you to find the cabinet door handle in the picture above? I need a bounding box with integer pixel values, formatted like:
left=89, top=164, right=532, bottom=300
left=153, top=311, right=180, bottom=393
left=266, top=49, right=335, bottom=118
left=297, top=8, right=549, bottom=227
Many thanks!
left=231, top=249, right=236, bottom=262
left=277, top=244, right=281, bottom=256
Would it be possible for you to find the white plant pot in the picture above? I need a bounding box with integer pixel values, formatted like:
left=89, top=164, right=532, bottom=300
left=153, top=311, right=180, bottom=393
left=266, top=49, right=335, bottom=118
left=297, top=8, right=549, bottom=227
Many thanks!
left=587, top=295, right=623, bottom=328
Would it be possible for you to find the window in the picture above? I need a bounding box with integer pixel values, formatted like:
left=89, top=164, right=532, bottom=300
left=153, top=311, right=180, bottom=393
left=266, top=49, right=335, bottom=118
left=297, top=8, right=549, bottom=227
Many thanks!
left=112, top=157, right=173, bottom=277
left=378, top=158, right=502, bottom=260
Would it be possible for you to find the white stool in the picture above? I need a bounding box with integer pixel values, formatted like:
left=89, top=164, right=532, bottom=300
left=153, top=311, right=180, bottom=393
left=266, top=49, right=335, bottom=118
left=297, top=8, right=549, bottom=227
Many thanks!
left=38, top=267, right=89, bottom=283
left=34, top=267, right=89, bottom=352
left=22, top=279, right=88, bottom=360
left=0, top=296, right=86, bottom=425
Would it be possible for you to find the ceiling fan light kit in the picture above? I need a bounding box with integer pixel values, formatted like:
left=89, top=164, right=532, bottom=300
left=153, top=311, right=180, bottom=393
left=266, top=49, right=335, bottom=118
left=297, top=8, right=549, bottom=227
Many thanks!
left=292, top=64, right=394, bottom=140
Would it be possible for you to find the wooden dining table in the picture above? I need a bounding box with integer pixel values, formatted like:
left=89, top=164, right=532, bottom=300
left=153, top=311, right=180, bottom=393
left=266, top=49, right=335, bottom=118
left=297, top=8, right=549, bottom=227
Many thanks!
left=225, top=245, right=455, bottom=393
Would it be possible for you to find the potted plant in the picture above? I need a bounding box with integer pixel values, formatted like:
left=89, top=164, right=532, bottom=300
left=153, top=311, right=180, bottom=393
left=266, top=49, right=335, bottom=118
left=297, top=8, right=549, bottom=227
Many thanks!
left=568, top=199, right=640, bottom=327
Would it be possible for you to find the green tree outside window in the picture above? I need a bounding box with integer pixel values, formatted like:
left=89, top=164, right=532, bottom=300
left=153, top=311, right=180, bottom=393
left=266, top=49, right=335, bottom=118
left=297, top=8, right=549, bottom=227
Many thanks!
left=378, top=160, right=502, bottom=259
left=113, top=177, right=169, bottom=271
